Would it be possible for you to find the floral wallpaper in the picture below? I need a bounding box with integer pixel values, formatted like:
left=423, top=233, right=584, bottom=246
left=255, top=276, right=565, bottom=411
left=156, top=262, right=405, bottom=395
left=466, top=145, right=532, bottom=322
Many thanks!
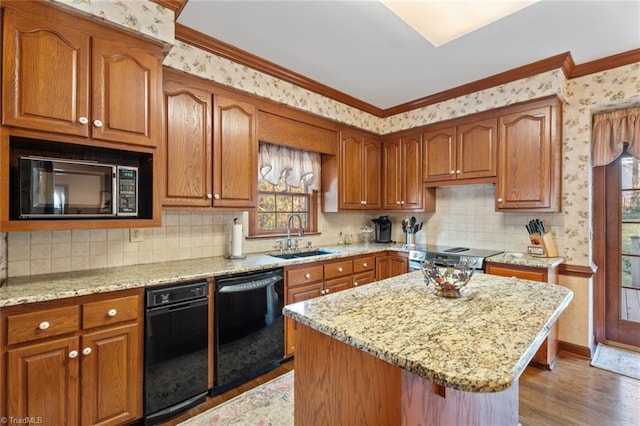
left=50, top=0, right=175, bottom=45
left=5, top=0, right=640, bottom=275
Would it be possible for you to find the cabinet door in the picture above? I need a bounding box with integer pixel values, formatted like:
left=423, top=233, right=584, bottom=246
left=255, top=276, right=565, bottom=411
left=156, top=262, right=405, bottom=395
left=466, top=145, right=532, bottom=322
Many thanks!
left=340, top=132, right=366, bottom=209
left=162, top=76, right=213, bottom=207
left=362, top=135, right=382, bottom=209
left=212, top=95, right=258, bottom=208
left=81, top=324, right=142, bottom=426
left=324, top=276, right=352, bottom=295
left=382, top=139, right=402, bottom=209
left=457, top=118, right=497, bottom=179
left=401, top=134, right=423, bottom=210
left=285, top=282, right=323, bottom=356
left=375, top=255, right=390, bottom=281
left=91, top=37, right=161, bottom=147
left=423, top=126, right=456, bottom=182
left=497, top=104, right=557, bottom=210
left=7, top=337, right=79, bottom=426
left=389, top=255, right=408, bottom=277
left=2, top=10, right=90, bottom=136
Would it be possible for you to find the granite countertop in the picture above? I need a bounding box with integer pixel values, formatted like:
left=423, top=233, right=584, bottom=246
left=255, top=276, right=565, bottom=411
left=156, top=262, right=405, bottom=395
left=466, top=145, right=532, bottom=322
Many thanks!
left=486, top=252, right=564, bottom=269
left=283, top=271, right=573, bottom=393
left=0, top=243, right=401, bottom=307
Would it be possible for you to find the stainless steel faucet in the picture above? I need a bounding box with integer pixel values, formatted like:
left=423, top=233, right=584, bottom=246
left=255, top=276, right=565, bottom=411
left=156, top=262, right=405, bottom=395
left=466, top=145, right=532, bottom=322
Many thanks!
left=286, top=213, right=304, bottom=250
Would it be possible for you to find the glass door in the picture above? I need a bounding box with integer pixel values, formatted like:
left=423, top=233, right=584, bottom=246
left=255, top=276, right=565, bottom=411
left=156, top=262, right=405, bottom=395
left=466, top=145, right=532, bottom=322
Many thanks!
left=605, top=155, right=640, bottom=347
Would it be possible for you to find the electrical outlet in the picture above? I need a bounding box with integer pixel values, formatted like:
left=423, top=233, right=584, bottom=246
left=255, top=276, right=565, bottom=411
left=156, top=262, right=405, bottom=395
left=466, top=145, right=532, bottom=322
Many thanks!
left=129, top=228, right=143, bottom=243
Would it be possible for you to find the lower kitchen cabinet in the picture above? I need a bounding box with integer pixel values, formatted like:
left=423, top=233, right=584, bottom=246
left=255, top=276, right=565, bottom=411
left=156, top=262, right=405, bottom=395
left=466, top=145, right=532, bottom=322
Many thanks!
left=1, top=289, right=143, bottom=426
left=375, top=252, right=409, bottom=280
left=485, top=262, right=559, bottom=369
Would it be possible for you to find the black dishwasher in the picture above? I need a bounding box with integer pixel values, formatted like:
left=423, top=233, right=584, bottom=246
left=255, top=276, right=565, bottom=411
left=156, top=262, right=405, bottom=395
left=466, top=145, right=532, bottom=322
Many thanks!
left=144, top=281, right=209, bottom=425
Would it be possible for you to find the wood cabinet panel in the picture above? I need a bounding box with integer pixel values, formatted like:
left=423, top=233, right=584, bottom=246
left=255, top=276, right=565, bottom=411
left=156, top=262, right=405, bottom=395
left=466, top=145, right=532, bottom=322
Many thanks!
left=324, top=276, right=352, bottom=295
left=91, top=37, right=160, bottom=147
left=82, top=295, right=140, bottom=330
left=423, top=126, right=456, bottom=182
left=383, top=133, right=423, bottom=210
left=324, top=260, right=353, bottom=280
left=1, top=289, right=143, bottom=425
left=496, top=97, right=561, bottom=211
left=212, top=95, right=258, bottom=208
left=389, top=254, right=409, bottom=277
left=285, top=281, right=323, bottom=356
left=7, top=337, right=80, bottom=425
left=339, top=129, right=381, bottom=210
left=286, top=265, right=323, bottom=287
left=162, top=75, right=213, bottom=206
left=7, top=305, right=80, bottom=346
left=2, top=10, right=90, bottom=136
left=423, top=118, right=496, bottom=183
left=456, top=118, right=497, bottom=179
left=2, top=4, right=162, bottom=148
left=81, top=324, right=142, bottom=426
left=353, top=255, right=375, bottom=273
left=352, top=271, right=375, bottom=287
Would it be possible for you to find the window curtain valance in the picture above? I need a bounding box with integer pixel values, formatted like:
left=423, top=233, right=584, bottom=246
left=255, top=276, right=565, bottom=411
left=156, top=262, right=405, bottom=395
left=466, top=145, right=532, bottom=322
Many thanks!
left=258, top=142, right=321, bottom=192
left=592, top=107, right=640, bottom=167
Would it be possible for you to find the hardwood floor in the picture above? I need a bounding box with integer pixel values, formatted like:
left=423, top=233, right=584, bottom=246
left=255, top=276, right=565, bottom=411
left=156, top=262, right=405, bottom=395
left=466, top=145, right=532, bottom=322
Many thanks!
left=159, top=351, right=639, bottom=426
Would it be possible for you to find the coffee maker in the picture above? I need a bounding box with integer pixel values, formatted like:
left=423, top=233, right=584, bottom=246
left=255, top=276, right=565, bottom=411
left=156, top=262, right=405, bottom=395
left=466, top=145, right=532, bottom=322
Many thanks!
left=371, top=216, right=392, bottom=243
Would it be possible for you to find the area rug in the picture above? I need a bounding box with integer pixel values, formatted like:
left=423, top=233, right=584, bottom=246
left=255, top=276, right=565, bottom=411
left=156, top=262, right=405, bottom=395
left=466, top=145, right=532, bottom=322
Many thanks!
left=179, top=371, right=294, bottom=425
left=591, top=343, right=640, bottom=380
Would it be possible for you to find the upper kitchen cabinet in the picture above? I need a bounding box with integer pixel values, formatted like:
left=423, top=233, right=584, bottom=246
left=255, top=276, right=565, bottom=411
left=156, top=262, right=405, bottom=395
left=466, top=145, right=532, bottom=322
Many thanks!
left=496, top=96, right=562, bottom=212
left=423, top=117, right=497, bottom=185
left=1, top=3, right=163, bottom=149
left=382, top=131, right=423, bottom=211
left=162, top=70, right=257, bottom=209
left=212, top=95, right=258, bottom=208
left=339, top=128, right=382, bottom=210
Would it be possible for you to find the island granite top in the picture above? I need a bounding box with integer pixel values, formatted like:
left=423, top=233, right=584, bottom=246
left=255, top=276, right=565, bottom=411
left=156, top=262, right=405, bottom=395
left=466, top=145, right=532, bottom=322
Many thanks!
left=284, top=271, right=573, bottom=393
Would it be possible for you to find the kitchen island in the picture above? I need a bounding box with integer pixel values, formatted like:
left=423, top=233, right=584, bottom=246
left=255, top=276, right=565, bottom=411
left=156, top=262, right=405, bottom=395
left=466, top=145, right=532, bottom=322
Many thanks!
left=284, top=271, right=573, bottom=426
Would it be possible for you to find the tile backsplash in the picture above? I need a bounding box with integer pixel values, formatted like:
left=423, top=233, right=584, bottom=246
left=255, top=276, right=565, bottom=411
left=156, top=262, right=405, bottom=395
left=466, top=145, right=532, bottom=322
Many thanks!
left=4, top=184, right=563, bottom=278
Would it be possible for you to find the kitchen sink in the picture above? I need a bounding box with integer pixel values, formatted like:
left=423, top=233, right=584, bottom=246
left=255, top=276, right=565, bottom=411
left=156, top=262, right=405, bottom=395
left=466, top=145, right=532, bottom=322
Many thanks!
left=268, top=249, right=335, bottom=260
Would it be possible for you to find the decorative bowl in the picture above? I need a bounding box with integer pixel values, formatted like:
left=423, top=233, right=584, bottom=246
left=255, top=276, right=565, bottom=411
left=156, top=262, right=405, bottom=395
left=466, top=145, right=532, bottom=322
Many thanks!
left=422, top=259, right=475, bottom=298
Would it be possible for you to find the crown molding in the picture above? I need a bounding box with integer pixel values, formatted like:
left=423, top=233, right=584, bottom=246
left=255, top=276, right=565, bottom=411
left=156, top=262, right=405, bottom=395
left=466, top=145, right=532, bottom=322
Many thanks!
left=569, top=48, right=640, bottom=79
left=175, top=23, right=385, bottom=117
left=174, top=21, right=640, bottom=118
left=151, top=0, right=188, bottom=18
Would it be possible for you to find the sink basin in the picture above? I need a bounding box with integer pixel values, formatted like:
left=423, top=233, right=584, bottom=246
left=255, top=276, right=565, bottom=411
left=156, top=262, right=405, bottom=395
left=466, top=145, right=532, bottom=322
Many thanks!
left=268, top=249, right=335, bottom=260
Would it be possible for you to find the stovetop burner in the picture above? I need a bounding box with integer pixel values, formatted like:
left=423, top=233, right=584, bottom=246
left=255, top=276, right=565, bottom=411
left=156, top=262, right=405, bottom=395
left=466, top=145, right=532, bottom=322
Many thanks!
left=408, top=244, right=503, bottom=271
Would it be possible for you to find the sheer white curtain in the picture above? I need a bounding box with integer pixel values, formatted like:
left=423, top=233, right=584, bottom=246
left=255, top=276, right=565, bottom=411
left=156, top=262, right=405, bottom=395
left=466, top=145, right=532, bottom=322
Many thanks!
left=258, top=143, right=321, bottom=192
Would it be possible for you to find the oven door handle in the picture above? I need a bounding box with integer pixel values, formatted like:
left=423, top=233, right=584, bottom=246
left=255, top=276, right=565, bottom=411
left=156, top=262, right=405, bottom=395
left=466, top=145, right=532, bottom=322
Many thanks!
left=218, top=275, right=283, bottom=293
left=146, top=298, right=208, bottom=314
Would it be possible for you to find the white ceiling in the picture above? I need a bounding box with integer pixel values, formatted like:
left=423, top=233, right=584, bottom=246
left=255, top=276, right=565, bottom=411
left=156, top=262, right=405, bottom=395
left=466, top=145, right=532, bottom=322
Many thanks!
left=177, top=0, right=640, bottom=110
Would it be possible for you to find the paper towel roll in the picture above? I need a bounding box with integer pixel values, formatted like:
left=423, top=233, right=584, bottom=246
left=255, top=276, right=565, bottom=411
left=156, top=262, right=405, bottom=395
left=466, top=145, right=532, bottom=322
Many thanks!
left=231, top=223, right=243, bottom=257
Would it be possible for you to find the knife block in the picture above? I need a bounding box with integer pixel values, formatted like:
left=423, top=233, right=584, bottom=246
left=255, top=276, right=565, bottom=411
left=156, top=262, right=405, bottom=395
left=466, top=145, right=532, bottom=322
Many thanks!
left=527, top=232, right=558, bottom=258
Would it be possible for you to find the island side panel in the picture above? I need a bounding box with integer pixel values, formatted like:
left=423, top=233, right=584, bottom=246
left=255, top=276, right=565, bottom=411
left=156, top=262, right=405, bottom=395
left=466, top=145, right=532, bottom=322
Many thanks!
left=401, top=371, right=519, bottom=426
left=294, top=323, right=402, bottom=426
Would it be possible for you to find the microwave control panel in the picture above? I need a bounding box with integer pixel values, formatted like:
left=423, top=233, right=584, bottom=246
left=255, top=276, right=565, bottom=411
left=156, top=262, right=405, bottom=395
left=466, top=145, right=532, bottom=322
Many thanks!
left=117, top=166, right=138, bottom=216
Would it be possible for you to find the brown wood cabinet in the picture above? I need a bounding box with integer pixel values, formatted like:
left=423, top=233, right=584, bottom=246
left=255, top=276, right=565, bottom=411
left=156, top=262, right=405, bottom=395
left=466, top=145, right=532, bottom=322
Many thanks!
left=162, top=70, right=257, bottom=208
left=338, top=129, right=382, bottom=210
left=1, top=290, right=143, bottom=426
left=423, top=118, right=497, bottom=184
left=284, top=254, right=377, bottom=356
left=375, top=252, right=409, bottom=281
left=496, top=96, right=562, bottom=212
left=485, top=262, right=559, bottom=369
left=2, top=3, right=162, bottom=148
left=382, top=132, right=423, bottom=211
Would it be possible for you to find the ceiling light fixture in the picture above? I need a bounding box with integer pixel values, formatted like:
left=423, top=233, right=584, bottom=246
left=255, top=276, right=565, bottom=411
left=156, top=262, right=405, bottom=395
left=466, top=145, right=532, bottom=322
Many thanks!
left=380, top=0, right=539, bottom=47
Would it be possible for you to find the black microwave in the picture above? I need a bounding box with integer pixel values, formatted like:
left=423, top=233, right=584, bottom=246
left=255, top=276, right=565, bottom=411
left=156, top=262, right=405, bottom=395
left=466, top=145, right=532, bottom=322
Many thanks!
left=19, top=156, right=138, bottom=218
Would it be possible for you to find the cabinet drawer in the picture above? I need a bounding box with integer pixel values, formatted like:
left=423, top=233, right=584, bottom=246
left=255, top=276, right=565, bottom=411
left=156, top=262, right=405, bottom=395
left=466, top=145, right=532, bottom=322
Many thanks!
left=7, top=305, right=80, bottom=345
left=353, top=256, right=375, bottom=273
left=82, top=295, right=140, bottom=329
left=353, top=271, right=375, bottom=287
left=324, top=260, right=353, bottom=280
left=287, top=265, right=323, bottom=287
